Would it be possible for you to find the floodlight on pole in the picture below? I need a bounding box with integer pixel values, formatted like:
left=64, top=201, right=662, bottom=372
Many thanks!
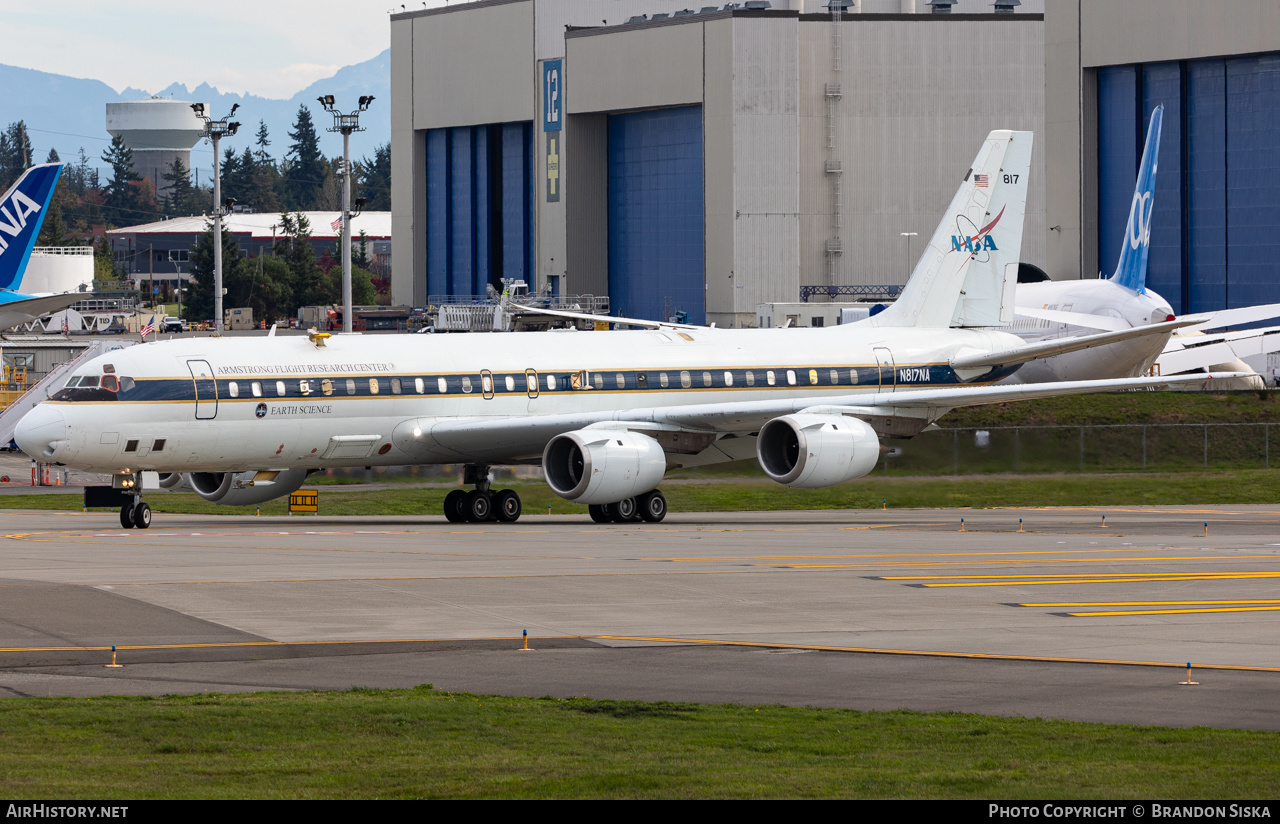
left=318, top=95, right=374, bottom=333
left=193, top=104, right=241, bottom=335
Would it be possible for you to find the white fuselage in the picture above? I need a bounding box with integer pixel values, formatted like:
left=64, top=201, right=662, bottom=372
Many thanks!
left=1004, top=280, right=1176, bottom=383
left=18, top=325, right=1023, bottom=475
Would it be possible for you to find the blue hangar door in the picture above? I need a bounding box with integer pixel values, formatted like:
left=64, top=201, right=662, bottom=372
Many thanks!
left=607, top=106, right=705, bottom=324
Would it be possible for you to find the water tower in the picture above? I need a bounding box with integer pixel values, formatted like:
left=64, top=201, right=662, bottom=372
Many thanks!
left=105, top=97, right=207, bottom=206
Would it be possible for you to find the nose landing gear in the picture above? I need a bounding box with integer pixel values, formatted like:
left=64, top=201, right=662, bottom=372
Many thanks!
left=119, top=497, right=151, bottom=529
left=443, top=465, right=523, bottom=523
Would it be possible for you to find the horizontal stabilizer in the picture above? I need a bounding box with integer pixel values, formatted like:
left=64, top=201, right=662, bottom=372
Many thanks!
left=1180, top=303, right=1280, bottom=333
left=0, top=290, right=83, bottom=329
left=1014, top=306, right=1129, bottom=332
left=950, top=318, right=1196, bottom=371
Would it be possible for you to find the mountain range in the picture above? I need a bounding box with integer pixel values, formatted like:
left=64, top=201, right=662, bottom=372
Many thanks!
left=0, top=50, right=391, bottom=178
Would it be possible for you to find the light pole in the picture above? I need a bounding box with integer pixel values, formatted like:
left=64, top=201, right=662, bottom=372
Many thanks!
left=318, top=94, right=375, bottom=333
left=899, top=232, right=918, bottom=280
left=191, top=103, right=241, bottom=335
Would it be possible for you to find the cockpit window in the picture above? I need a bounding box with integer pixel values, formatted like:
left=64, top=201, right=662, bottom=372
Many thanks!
left=50, top=373, right=131, bottom=402
left=101, top=375, right=119, bottom=392
left=80, top=376, right=100, bottom=387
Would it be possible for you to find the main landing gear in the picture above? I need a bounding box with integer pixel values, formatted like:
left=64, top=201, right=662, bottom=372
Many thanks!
left=443, top=465, right=523, bottom=524
left=119, top=497, right=151, bottom=529
left=588, top=489, right=667, bottom=524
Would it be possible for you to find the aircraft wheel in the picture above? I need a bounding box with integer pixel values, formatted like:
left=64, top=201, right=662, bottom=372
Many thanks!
left=638, top=490, right=667, bottom=523
left=443, top=489, right=467, bottom=523
left=588, top=503, right=613, bottom=524
left=131, top=502, right=152, bottom=529
left=494, top=489, right=521, bottom=523
left=465, top=489, right=493, bottom=522
left=120, top=505, right=135, bottom=529
left=613, top=496, right=640, bottom=522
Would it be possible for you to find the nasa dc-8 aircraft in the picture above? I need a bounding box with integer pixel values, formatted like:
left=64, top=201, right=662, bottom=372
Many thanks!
left=14, top=131, right=1227, bottom=529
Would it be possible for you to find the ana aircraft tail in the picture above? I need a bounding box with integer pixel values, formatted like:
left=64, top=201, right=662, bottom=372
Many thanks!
left=0, top=163, right=63, bottom=293
left=872, top=130, right=1033, bottom=329
left=1110, top=106, right=1162, bottom=294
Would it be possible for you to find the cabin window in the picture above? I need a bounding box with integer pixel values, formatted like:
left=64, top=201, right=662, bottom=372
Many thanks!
left=745, top=371, right=755, bottom=386
left=152, top=439, right=166, bottom=452
left=766, top=370, right=776, bottom=386
left=415, top=377, right=425, bottom=394
left=830, top=369, right=839, bottom=385
left=849, top=369, right=859, bottom=385
left=481, top=374, right=493, bottom=394
left=391, top=378, right=402, bottom=395
left=321, top=379, right=334, bottom=396
left=228, top=382, right=239, bottom=398
left=276, top=381, right=286, bottom=396
left=809, top=370, right=818, bottom=386
left=369, top=378, right=380, bottom=395
left=546, top=374, right=556, bottom=391
left=680, top=371, right=691, bottom=389
left=723, top=371, right=733, bottom=387
left=787, top=370, right=797, bottom=386
left=615, top=373, right=625, bottom=389
left=659, top=373, right=669, bottom=388
left=251, top=381, right=262, bottom=397
left=593, top=373, right=604, bottom=390
left=505, top=376, right=516, bottom=392
left=346, top=379, right=357, bottom=395
left=637, top=373, right=648, bottom=388
left=702, top=372, right=713, bottom=387
left=124, top=439, right=138, bottom=453
left=438, top=377, right=448, bottom=393
left=461, top=376, right=473, bottom=393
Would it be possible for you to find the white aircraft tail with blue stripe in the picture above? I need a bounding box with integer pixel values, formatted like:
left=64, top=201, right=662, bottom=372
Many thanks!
left=1110, top=106, right=1162, bottom=294
left=0, top=163, right=63, bottom=293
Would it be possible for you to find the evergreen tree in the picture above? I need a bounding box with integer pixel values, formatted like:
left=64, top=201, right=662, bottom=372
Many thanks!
left=45, top=148, right=60, bottom=164
left=249, top=120, right=281, bottom=213
left=186, top=221, right=253, bottom=322
left=276, top=212, right=332, bottom=307
left=283, top=106, right=325, bottom=210
left=36, top=198, right=70, bottom=246
left=238, top=255, right=293, bottom=324
left=161, top=157, right=202, bottom=216
left=0, top=122, right=32, bottom=192
left=101, top=135, right=141, bottom=227
left=358, top=143, right=391, bottom=211
left=220, top=146, right=244, bottom=205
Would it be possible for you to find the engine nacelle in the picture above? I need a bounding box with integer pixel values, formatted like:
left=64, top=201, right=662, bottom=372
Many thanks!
left=186, top=468, right=311, bottom=506
left=157, top=472, right=193, bottom=493
left=756, top=414, right=880, bottom=489
left=542, top=429, right=666, bottom=505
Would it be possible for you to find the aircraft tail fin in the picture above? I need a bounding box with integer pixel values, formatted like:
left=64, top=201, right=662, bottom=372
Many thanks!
left=1109, top=106, right=1162, bottom=294
left=872, top=130, right=1033, bottom=329
left=0, top=163, right=64, bottom=293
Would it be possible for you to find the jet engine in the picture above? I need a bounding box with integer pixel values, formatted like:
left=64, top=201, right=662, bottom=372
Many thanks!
left=186, top=468, right=311, bottom=506
left=542, top=429, right=666, bottom=505
left=157, top=473, right=193, bottom=493
left=756, top=414, right=880, bottom=489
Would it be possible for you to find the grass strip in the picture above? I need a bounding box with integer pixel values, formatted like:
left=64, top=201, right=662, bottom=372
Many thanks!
left=3, top=469, right=1280, bottom=516
left=1, top=687, right=1278, bottom=799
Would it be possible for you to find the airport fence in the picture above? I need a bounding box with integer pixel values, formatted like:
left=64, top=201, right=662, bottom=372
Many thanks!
left=882, top=423, right=1280, bottom=476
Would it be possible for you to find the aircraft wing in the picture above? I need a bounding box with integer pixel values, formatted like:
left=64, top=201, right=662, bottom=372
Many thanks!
left=1180, top=303, right=1280, bottom=332
left=0, top=291, right=84, bottom=330
left=1158, top=327, right=1280, bottom=374
left=950, top=318, right=1197, bottom=370
left=422, top=372, right=1250, bottom=459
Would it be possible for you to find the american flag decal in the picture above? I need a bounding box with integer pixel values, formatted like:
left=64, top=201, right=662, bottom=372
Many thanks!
left=973, top=174, right=988, bottom=188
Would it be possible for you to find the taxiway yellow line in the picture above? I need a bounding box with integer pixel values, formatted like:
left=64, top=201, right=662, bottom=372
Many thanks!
left=917, top=573, right=1280, bottom=588
left=783, top=555, right=1279, bottom=569
left=594, top=636, right=1280, bottom=672
left=1019, top=599, right=1280, bottom=608
left=1065, top=605, right=1280, bottom=617
left=880, top=571, right=1280, bottom=580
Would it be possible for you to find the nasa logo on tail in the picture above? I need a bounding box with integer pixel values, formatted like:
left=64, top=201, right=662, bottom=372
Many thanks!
left=948, top=205, right=1007, bottom=263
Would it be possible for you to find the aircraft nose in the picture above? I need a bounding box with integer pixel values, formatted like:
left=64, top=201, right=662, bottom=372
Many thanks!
left=14, top=404, right=67, bottom=460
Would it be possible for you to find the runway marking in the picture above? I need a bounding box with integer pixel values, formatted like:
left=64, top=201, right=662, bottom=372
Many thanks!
left=880, top=571, right=1280, bottom=581
left=1060, top=606, right=1280, bottom=617
left=593, top=636, right=1280, bottom=672
left=778, top=555, right=1280, bottom=569
left=0, top=636, right=584, bottom=654
left=1016, top=599, right=1280, bottom=608
left=647, top=547, right=1211, bottom=563
left=899, top=572, right=1280, bottom=588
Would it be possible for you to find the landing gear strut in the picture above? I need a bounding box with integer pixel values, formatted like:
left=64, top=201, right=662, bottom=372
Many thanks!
left=588, top=489, right=666, bottom=524
left=120, top=496, right=151, bottom=530
left=443, top=465, right=522, bottom=524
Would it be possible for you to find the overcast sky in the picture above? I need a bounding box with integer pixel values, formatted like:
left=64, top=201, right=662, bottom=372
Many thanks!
left=0, top=0, right=448, bottom=98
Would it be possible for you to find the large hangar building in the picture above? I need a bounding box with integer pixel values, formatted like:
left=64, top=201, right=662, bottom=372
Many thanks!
left=390, top=0, right=1045, bottom=327
left=1047, top=0, right=1280, bottom=316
